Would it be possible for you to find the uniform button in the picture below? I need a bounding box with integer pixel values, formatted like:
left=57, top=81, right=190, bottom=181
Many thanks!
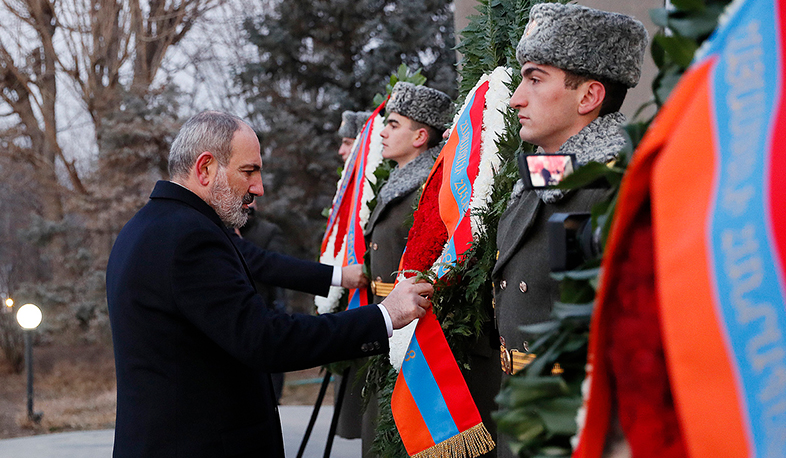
left=519, top=281, right=528, bottom=293
left=500, top=280, right=507, bottom=290
left=361, top=344, right=369, bottom=352
left=372, top=243, right=379, bottom=250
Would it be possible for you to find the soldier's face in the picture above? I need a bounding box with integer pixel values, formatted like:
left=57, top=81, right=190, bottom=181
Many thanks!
left=509, top=63, right=585, bottom=153
left=380, top=113, right=422, bottom=167
left=338, top=137, right=354, bottom=161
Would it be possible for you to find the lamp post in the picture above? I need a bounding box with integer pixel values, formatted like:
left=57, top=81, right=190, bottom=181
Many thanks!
left=16, top=303, right=43, bottom=423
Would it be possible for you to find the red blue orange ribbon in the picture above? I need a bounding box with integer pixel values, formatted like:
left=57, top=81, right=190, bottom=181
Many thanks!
left=391, top=81, right=494, bottom=458
left=576, top=1, right=786, bottom=456
left=320, top=101, right=386, bottom=310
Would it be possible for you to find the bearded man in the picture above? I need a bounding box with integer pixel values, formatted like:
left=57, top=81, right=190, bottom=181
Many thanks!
left=106, top=110, right=432, bottom=458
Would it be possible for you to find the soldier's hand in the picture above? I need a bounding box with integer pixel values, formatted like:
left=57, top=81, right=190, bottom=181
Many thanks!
left=341, top=264, right=369, bottom=290
left=380, top=277, right=433, bottom=329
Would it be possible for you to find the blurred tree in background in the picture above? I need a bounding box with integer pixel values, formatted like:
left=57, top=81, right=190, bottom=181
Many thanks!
left=0, top=0, right=458, bottom=349
left=238, top=0, right=457, bottom=273
left=0, top=0, right=224, bottom=350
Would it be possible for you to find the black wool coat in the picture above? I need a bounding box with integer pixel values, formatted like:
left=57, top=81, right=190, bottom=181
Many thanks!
left=106, top=181, right=388, bottom=458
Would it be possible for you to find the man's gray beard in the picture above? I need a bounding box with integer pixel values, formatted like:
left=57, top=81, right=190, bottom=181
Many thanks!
left=209, top=168, right=250, bottom=228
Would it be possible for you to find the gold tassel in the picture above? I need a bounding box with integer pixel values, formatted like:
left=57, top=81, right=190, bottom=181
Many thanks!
left=411, top=423, right=496, bottom=458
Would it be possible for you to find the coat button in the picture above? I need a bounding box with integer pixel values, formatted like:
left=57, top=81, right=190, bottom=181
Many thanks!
left=519, top=281, right=528, bottom=293
left=500, top=280, right=507, bottom=290
left=372, top=243, right=379, bottom=250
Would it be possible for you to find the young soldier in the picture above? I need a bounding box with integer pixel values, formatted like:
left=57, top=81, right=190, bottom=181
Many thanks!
left=366, top=82, right=453, bottom=304
left=493, top=4, right=647, bottom=457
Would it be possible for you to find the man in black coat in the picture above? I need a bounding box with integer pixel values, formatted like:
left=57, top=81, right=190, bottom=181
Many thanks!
left=106, top=110, right=432, bottom=458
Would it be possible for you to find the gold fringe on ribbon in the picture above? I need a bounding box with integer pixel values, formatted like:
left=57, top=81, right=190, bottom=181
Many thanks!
left=412, top=423, right=496, bottom=458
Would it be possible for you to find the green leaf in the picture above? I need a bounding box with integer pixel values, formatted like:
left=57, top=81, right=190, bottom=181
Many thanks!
left=551, top=302, right=593, bottom=320
left=498, top=377, right=568, bottom=405
left=667, top=10, right=723, bottom=39
left=654, top=34, right=699, bottom=68
left=671, top=0, right=705, bottom=12
left=519, top=320, right=560, bottom=335
left=654, top=68, right=685, bottom=106
left=556, top=161, right=622, bottom=190
left=533, top=397, right=581, bottom=434
left=531, top=446, right=572, bottom=458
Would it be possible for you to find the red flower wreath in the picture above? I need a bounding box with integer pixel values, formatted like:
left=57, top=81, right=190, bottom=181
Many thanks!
left=606, top=208, right=687, bottom=458
left=400, top=162, right=447, bottom=276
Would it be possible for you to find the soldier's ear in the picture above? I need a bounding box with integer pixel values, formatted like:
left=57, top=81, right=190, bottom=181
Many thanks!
left=577, top=80, right=605, bottom=116
left=412, top=128, right=429, bottom=148
left=195, top=152, right=216, bottom=186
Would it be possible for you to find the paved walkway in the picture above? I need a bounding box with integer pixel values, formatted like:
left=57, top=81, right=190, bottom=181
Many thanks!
left=0, top=405, right=360, bottom=458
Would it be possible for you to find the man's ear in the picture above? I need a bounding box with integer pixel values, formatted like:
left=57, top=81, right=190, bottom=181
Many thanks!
left=195, top=152, right=216, bottom=186
left=412, top=128, right=429, bottom=148
left=577, top=81, right=606, bottom=116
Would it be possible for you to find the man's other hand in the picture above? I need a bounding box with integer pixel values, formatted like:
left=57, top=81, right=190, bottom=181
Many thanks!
left=341, top=264, right=369, bottom=289
left=380, top=277, right=433, bottom=329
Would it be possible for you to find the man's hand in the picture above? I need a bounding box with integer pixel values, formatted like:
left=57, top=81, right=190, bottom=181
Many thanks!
left=380, top=277, right=433, bottom=329
left=341, top=264, right=369, bottom=289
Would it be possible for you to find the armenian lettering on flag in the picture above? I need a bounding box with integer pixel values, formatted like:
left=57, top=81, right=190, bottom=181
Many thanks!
left=574, top=0, right=786, bottom=456
left=391, top=67, right=510, bottom=458
left=316, top=102, right=385, bottom=314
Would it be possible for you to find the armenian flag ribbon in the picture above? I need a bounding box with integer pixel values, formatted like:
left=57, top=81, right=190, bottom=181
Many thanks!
left=318, top=101, right=386, bottom=312
left=575, top=0, right=786, bottom=456
left=391, top=67, right=511, bottom=458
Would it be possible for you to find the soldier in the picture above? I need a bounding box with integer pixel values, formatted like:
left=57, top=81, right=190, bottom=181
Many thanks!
left=362, top=82, right=453, bottom=456
left=337, top=110, right=372, bottom=162
left=493, top=4, right=647, bottom=457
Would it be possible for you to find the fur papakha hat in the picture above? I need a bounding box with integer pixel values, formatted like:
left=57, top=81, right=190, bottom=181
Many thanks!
left=516, top=3, right=648, bottom=88
left=386, top=82, right=453, bottom=130
left=337, top=111, right=372, bottom=138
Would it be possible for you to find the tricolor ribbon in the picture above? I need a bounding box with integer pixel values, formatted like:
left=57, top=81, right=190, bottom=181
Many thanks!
left=392, top=68, right=510, bottom=458
left=575, top=0, right=786, bottom=456
left=317, top=101, right=386, bottom=313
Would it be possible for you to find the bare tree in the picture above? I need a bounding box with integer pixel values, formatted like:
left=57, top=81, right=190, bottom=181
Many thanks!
left=0, top=0, right=223, bottom=285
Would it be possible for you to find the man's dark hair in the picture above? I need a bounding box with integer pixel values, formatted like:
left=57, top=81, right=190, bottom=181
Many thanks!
left=563, top=71, right=628, bottom=117
left=409, top=119, right=443, bottom=149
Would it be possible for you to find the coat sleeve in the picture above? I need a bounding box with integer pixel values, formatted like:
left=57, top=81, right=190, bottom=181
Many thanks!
left=231, top=231, right=333, bottom=296
left=171, top=229, right=387, bottom=372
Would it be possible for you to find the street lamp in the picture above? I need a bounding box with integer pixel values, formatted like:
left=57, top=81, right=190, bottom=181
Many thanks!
left=16, top=303, right=43, bottom=423
left=3, top=297, right=12, bottom=314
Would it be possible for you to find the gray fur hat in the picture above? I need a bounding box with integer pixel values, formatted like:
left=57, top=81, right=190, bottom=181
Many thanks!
left=386, top=82, right=453, bottom=130
left=516, top=3, right=648, bottom=88
left=337, top=111, right=372, bottom=138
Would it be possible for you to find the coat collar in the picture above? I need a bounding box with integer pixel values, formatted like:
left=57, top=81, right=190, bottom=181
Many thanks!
left=150, top=180, right=225, bottom=229
left=151, top=181, right=257, bottom=286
